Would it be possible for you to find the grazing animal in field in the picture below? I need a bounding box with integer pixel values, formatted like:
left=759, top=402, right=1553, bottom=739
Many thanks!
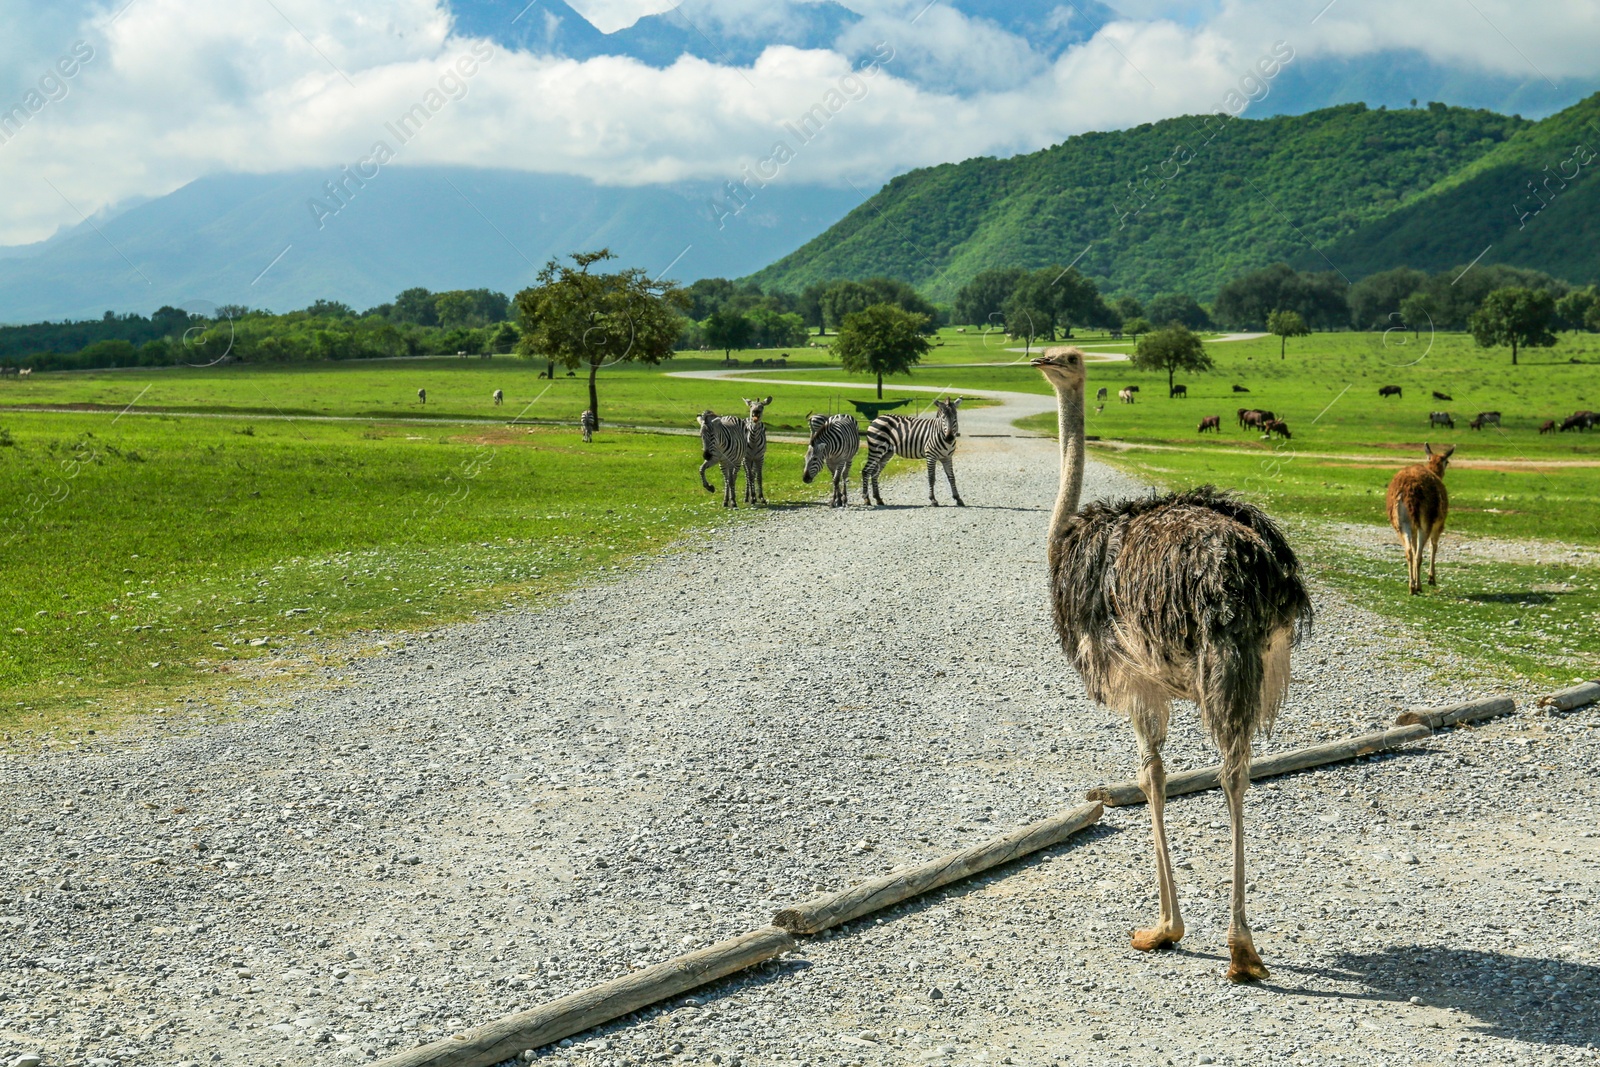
left=1170, top=384, right=1188, bottom=399
left=1262, top=419, right=1292, bottom=440
left=1119, top=387, right=1136, bottom=404
left=861, top=397, right=964, bottom=507
left=742, top=396, right=773, bottom=506
left=580, top=409, right=598, bottom=442
left=1432, top=390, right=1452, bottom=401
left=1031, top=347, right=1313, bottom=983
left=1127, top=386, right=1140, bottom=394
left=1378, top=385, right=1402, bottom=398
left=1237, top=409, right=1274, bottom=431
left=492, top=389, right=503, bottom=406
left=1560, top=410, right=1596, bottom=432
left=1386, top=443, right=1454, bottom=595
left=1094, top=404, right=1105, bottom=415
left=1468, top=411, right=1501, bottom=431
left=566, top=370, right=577, bottom=377
left=802, top=413, right=861, bottom=508
left=1539, top=419, right=1556, bottom=434
left=417, top=388, right=426, bottom=404
left=18, top=368, right=31, bottom=378
left=1232, top=384, right=1250, bottom=393
left=1428, top=411, right=1454, bottom=429
left=1197, top=415, right=1221, bottom=433
left=1096, top=387, right=1108, bottom=402
left=696, top=410, right=747, bottom=507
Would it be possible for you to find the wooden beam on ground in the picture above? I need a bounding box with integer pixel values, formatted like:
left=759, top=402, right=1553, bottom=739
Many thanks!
left=372, top=926, right=795, bottom=1067
left=1086, top=724, right=1434, bottom=808
left=773, top=801, right=1102, bottom=935
left=1395, top=695, right=1516, bottom=728
left=1536, top=680, right=1600, bottom=712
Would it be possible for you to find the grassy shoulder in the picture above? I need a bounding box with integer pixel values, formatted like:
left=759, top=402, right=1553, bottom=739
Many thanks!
left=0, top=412, right=807, bottom=734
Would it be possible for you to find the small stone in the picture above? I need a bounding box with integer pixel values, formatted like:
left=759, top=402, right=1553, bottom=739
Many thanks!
left=1409, top=995, right=1424, bottom=1005
left=928, top=987, right=944, bottom=1001
left=1399, top=852, right=1419, bottom=865
left=1197, top=1057, right=1216, bottom=1066
left=400, top=855, right=421, bottom=866
left=13, top=1055, right=43, bottom=1067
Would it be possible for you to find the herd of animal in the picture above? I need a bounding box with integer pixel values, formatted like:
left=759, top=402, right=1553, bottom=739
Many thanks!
left=692, top=396, right=967, bottom=508
left=1376, top=385, right=1594, bottom=433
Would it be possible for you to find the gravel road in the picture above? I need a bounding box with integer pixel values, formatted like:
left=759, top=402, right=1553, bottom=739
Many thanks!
left=2, top=381, right=1597, bottom=1067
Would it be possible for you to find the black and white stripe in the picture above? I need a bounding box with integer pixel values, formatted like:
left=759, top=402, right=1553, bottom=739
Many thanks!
left=580, top=409, right=598, bottom=442
left=696, top=409, right=748, bottom=507
left=861, top=397, right=964, bottom=507
left=742, top=396, right=772, bottom=506
left=802, top=413, right=861, bottom=508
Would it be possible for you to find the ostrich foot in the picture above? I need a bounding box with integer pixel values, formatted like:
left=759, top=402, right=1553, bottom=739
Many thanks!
left=1129, top=924, right=1183, bottom=951
left=1226, top=937, right=1270, bottom=983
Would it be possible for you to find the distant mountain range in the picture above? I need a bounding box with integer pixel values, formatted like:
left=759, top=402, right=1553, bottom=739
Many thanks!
left=0, top=170, right=862, bottom=323
left=750, top=94, right=1600, bottom=301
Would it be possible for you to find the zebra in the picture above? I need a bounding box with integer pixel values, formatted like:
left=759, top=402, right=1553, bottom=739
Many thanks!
left=696, top=409, right=747, bottom=507
left=493, top=389, right=503, bottom=406
left=580, top=409, right=598, bottom=442
left=861, top=397, right=964, bottom=507
left=742, top=396, right=772, bottom=506
left=802, top=413, right=861, bottom=508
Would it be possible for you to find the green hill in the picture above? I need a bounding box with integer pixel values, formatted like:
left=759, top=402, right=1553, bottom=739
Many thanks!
left=1315, top=92, right=1600, bottom=282
left=748, top=99, right=1600, bottom=302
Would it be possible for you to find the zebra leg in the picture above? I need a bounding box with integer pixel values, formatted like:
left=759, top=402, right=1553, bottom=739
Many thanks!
left=699, top=459, right=717, bottom=494
left=926, top=458, right=940, bottom=506
left=743, top=458, right=757, bottom=505
left=753, top=456, right=766, bottom=505
left=943, top=456, right=965, bottom=507
left=724, top=461, right=740, bottom=507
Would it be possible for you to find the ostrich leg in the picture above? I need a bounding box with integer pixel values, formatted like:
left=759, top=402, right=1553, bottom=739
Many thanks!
left=1130, top=701, right=1184, bottom=951
left=1221, top=749, right=1269, bottom=982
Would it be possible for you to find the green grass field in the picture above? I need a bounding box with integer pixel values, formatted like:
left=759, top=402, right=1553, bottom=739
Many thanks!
left=0, top=405, right=811, bottom=732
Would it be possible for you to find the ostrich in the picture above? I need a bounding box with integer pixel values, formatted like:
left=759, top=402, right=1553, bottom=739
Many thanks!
left=1031, top=347, right=1314, bottom=982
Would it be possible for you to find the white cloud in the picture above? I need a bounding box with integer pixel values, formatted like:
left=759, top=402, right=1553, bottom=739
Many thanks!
left=0, top=0, right=1594, bottom=246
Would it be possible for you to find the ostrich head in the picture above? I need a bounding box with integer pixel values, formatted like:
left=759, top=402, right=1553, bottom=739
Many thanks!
left=743, top=396, right=773, bottom=421
left=1030, top=347, right=1087, bottom=393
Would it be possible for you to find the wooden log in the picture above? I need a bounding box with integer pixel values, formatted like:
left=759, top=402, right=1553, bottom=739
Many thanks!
left=1395, top=695, right=1516, bottom=728
left=1535, top=680, right=1600, bottom=712
left=1085, top=724, right=1433, bottom=808
left=372, top=926, right=794, bottom=1067
left=773, top=801, right=1102, bottom=935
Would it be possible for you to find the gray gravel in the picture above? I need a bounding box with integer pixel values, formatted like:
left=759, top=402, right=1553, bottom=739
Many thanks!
left=2, top=389, right=1597, bottom=1067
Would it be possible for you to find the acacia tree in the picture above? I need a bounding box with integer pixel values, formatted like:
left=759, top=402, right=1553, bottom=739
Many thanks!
left=1469, top=286, right=1556, bottom=366
left=1266, top=308, right=1310, bottom=359
left=1131, top=323, right=1213, bottom=395
left=703, top=309, right=752, bottom=359
left=514, top=249, right=689, bottom=420
left=834, top=303, right=932, bottom=398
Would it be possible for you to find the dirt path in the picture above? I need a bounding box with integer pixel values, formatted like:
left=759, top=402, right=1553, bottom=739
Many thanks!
left=1, top=378, right=1596, bottom=1067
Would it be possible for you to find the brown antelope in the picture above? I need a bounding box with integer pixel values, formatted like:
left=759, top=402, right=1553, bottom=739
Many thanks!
left=1386, top=443, right=1453, bottom=595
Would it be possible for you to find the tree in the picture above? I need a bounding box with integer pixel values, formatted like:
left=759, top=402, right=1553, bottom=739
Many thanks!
left=513, top=249, right=689, bottom=419
left=1121, top=316, right=1152, bottom=338
left=488, top=321, right=520, bottom=354
left=747, top=307, right=807, bottom=348
left=799, top=282, right=828, bottom=335
left=1266, top=308, right=1309, bottom=359
left=834, top=303, right=932, bottom=398
left=1112, top=295, right=1144, bottom=322
left=1348, top=267, right=1427, bottom=328
left=1131, top=324, right=1213, bottom=395
left=392, top=287, right=438, bottom=326
left=820, top=281, right=874, bottom=333
left=954, top=267, right=1026, bottom=327
left=1555, top=286, right=1599, bottom=332
left=1145, top=292, right=1212, bottom=330
left=1469, top=287, right=1556, bottom=366
left=703, top=309, right=753, bottom=358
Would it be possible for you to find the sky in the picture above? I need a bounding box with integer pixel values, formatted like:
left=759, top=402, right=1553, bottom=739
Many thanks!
left=0, top=0, right=1595, bottom=248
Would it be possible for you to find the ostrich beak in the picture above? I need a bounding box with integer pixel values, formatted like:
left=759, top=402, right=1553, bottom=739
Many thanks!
left=1029, top=356, right=1049, bottom=367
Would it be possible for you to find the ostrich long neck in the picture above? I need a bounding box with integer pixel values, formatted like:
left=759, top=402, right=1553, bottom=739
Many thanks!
left=1049, top=379, right=1086, bottom=547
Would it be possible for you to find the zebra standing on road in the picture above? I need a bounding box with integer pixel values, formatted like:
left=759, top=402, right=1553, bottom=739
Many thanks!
left=697, top=409, right=747, bottom=507
left=802, top=413, right=861, bottom=508
left=580, top=409, right=598, bottom=442
left=861, top=397, right=964, bottom=507
left=742, top=396, right=772, bottom=506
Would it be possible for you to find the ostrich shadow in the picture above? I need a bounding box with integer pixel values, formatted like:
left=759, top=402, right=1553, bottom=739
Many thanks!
left=1271, top=946, right=1599, bottom=1049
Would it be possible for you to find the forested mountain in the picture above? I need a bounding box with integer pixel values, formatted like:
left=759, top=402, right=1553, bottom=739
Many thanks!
left=748, top=98, right=1600, bottom=301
